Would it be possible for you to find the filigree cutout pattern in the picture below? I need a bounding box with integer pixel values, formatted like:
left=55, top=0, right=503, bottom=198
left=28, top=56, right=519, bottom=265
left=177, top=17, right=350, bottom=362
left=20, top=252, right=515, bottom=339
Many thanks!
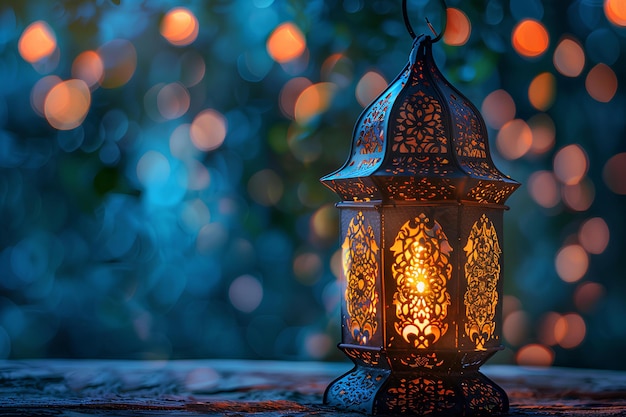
left=327, top=368, right=387, bottom=412
left=355, top=92, right=391, bottom=155
left=464, top=215, right=501, bottom=350
left=385, top=377, right=456, bottom=415
left=391, top=214, right=452, bottom=348
left=343, top=212, right=379, bottom=344
left=392, top=93, right=447, bottom=154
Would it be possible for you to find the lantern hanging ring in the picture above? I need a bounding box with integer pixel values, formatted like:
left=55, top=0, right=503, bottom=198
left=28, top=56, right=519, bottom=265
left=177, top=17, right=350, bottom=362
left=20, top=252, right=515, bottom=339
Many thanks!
left=402, top=0, right=447, bottom=42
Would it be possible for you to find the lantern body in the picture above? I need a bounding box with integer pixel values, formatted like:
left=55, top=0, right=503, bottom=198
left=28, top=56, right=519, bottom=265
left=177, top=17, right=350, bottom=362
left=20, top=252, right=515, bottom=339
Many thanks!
left=321, top=36, right=519, bottom=416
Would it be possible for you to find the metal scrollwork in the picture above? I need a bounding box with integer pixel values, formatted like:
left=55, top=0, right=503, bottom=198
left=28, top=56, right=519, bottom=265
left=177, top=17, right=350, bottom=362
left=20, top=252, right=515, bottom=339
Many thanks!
left=343, top=211, right=380, bottom=344
left=464, top=215, right=501, bottom=350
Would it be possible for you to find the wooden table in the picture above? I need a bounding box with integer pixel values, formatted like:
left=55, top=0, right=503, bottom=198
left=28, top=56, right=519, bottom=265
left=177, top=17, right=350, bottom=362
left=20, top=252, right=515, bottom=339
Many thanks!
left=1, top=359, right=626, bottom=416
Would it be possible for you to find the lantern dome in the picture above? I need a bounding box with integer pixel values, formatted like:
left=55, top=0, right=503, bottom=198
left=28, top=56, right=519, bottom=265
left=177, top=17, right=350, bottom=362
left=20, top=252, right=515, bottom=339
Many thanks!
left=322, top=35, right=520, bottom=204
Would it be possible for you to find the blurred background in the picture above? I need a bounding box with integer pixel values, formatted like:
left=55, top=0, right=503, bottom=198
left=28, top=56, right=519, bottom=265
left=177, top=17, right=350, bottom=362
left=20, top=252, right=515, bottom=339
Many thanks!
left=0, top=0, right=625, bottom=369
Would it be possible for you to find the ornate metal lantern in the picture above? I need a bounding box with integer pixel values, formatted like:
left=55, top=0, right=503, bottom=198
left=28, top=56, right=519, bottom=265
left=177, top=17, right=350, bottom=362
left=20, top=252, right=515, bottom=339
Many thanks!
left=321, top=2, right=519, bottom=415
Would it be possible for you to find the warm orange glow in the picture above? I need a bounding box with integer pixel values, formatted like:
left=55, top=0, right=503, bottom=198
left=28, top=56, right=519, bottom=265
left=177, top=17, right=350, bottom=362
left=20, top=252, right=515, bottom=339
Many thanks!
left=44, top=79, right=91, bottom=130
left=503, top=310, right=529, bottom=346
left=555, top=244, right=588, bottom=283
left=562, top=179, right=595, bottom=212
left=603, top=153, right=626, bottom=194
left=538, top=312, right=562, bottom=346
left=586, top=63, right=618, bottom=102
left=160, top=7, right=199, bottom=46
left=516, top=344, right=554, bottom=367
left=481, top=89, right=516, bottom=129
left=294, top=82, right=336, bottom=125
left=18, top=21, right=57, bottom=63
left=496, top=119, right=532, bottom=160
left=553, top=144, right=588, bottom=185
left=553, top=37, right=585, bottom=77
left=578, top=217, right=610, bottom=255
left=528, top=114, right=555, bottom=155
left=30, top=75, right=62, bottom=117
left=157, top=82, right=190, bottom=120
left=355, top=71, right=387, bottom=108
left=98, top=39, right=137, bottom=89
left=310, top=204, right=338, bottom=243
left=279, top=77, right=312, bottom=119
left=605, top=0, right=626, bottom=26
left=190, top=109, right=227, bottom=152
left=554, top=313, right=586, bottom=349
left=443, top=8, right=471, bottom=46
left=72, top=50, right=104, bottom=89
left=527, top=171, right=560, bottom=209
left=574, top=282, right=606, bottom=313
left=528, top=72, right=556, bottom=111
left=512, top=19, right=549, bottom=58
left=267, top=22, right=306, bottom=63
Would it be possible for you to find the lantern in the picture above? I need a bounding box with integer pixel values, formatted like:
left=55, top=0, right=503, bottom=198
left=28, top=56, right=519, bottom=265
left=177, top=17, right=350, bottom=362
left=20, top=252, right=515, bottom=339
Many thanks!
left=321, top=1, right=519, bottom=415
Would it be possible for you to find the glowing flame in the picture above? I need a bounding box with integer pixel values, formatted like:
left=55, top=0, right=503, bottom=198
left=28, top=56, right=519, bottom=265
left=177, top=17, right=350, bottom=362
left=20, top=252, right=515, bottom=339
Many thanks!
left=18, top=21, right=57, bottom=63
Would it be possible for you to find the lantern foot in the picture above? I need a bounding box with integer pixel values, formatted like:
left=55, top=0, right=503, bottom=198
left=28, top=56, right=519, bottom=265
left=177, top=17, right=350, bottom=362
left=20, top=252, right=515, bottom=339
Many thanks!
left=325, top=363, right=509, bottom=416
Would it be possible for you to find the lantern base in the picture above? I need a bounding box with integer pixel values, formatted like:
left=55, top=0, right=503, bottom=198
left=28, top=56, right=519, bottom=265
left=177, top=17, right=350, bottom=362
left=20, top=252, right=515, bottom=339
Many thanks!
left=324, top=348, right=509, bottom=416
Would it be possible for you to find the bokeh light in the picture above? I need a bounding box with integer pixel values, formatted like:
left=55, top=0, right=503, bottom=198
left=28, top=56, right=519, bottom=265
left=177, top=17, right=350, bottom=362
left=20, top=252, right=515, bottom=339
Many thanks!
left=562, top=179, right=595, bottom=212
left=539, top=312, right=562, bottom=346
left=503, top=310, right=529, bottom=346
left=190, top=109, right=227, bottom=152
left=578, top=217, right=610, bottom=255
left=512, top=19, right=550, bottom=58
left=248, top=169, right=284, bottom=206
left=294, top=82, right=336, bottom=125
left=574, top=282, right=606, bottom=313
left=443, top=8, right=471, bottom=46
left=527, top=171, right=560, bottom=209
left=516, top=344, right=555, bottom=367
left=98, top=39, right=137, bottom=89
left=44, top=79, right=91, bottom=130
left=603, top=153, right=626, bottom=195
left=71, top=51, right=104, bottom=89
left=496, top=119, right=532, bottom=160
left=30, top=75, right=62, bottom=116
left=554, top=313, right=586, bottom=349
left=553, top=145, right=588, bottom=185
left=481, top=89, right=516, bottom=130
left=229, top=275, right=263, bottom=313
left=355, top=71, right=387, bottom=108
left=605, top=0, right=626, bottom=27
left=267, top=22, right=306, bottom=63
left=279, top=77, right=312, bottom=119
left=18, top=21, right=56, bottom=64
left=528, top=113, right=556, bottom=155
left=160, top=7, right=199, bottom=46
left=528, top=72, right=556, bottom=111
left=585, top=63, right=618, bottom=102
left=553, top=37, right=585, bottom=77
left=555, top=244, right=589, bottom=283
left=157, top=83, right=190, bottom=120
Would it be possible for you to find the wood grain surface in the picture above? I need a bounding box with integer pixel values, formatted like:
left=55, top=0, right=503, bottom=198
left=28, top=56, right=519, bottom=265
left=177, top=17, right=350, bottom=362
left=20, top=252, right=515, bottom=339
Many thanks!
left=1, top=360, right=626, bottom=416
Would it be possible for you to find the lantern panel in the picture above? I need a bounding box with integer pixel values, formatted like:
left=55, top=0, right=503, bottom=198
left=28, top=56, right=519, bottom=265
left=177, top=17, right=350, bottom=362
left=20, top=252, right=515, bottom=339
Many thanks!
left=458, top=207, right=505, bottom=354
left=383, top=205, right=459, bottom=353
left=340, top=208, right=383, bottom=347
